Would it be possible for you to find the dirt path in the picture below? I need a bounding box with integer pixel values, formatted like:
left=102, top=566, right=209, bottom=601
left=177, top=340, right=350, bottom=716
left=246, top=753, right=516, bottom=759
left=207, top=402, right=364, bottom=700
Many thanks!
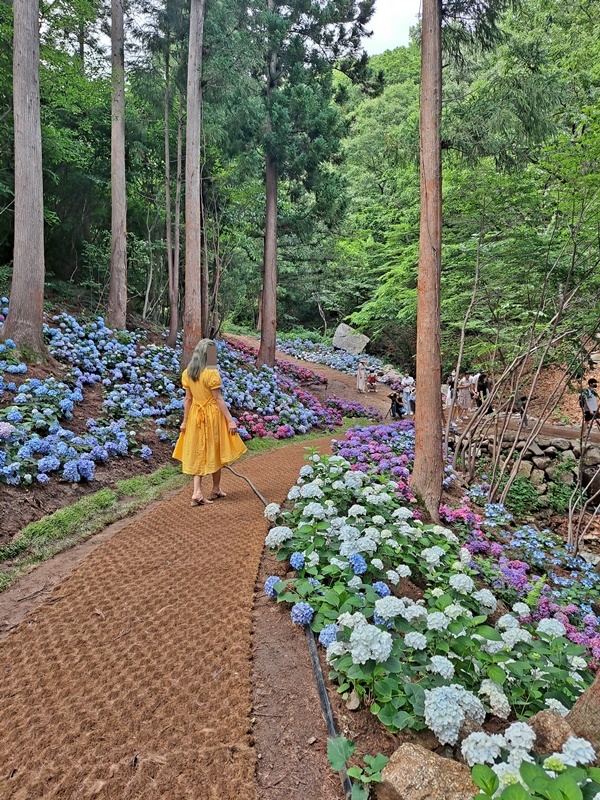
left=0, top=437, right=333, bottom=800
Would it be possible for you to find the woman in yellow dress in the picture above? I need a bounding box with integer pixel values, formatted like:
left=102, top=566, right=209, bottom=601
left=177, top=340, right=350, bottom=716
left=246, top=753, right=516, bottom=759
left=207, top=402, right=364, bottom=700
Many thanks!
left=173, top=339, right=247, bottom=506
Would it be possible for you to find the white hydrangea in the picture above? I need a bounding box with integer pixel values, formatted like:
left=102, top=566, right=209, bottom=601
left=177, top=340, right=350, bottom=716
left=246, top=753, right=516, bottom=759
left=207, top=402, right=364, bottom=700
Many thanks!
left=479, top=679, right=511, bottom=719
left=330, top=557, right=349, bottom=570
left=391, top=507, right=413, bottom=521
left=431, top=588, right=444, bottom=598
left=306, top=551, right=320, bottom=568
left=337, top=612, right=367, bottom=630
left=512, top=602, right=530, bottom=617
left=496, top=614, right=520, bottom=630
left=348, top=504, right=367, bottom=517
left=568, top=655, right=587, bottom=671
left=326, top=640, right=349, bottom=663
left=348, top=618, right=393, bottom=664
left=302, top=501, right=327, bottom=520
left=387, top=539, right=399, bottom=549
left=426, top=612, right=451, bottom=631
left=331, top=480, right=345, bottom=491
left=300, top=481, right=324, bottom=499
left=428, top=655, right=455, bottom=680
left=492, top=762, right=527, bottom=793
left=344, top=471, right=364, bottom=490
left=372, top=515, right=386, bottom=526
left=473, top=588, right=498, bottom=615
left=503, top=722, right=536, bottom=752
left=367, top=492, right=392, bottom=506
left=506, top=748, right=535, bottom=769
left=363, top=526, right=381, bottom=542
left=380, top=528, right=392, bottom=539
left=445, top=603, right=471, bottom=620
left=374, top=595, right=408, bottom=621
left=459, top=548, right=472, bottom=567
left=287, top=485, right=302, bottom=501
left=561, top=737, right=597, bottom=766
left=265, top=526, right=294, bottom=547
left=371, top=558, right=384, bottom=571
left=475, top=636, right=505, bottom=656
left=396, top=564, right=411, bottom=578
left=544, top=698, right=569, bottom=717
left=432, top=525, right=459, bottom=544
left=401, top=604, right=428, bottom=624
left=424, top=685, right=485, bottom=745
left=461, top=732, right=505, bottom=767
left=449, top=573, right=475, bottom=594
left=421, top=546, right=446, bottom=567
left=404, top=631, right=427, bottom=650
left=386, top=570, right=399, bottom=585
left=536, top=618, right=567, bottom=638
left=354, top=536, right=378, bottom=555
left=264, top=503, right=281, bottom=522
left=347, top=575, right=363, bottom=589
left=501, top=628, right=533, bottom=649
left=299, top=465, right=314, bottom=478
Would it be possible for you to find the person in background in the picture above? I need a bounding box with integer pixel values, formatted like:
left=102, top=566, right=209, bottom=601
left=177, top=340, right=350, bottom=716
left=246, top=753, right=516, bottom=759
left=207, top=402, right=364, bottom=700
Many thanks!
left=356, top=359, right=367, bottom=393
left=515, top=395, right=532, bottom=430
left=388, top=392, right=402, bottom=419
left=456, top=373, right=473, bottom=419
left=173, top=339, right=247, bottom=506
left=367, top=371, right=378, bottom=392
left=401, top=373, right=415, bottom=415
left=580, top=378, right=600, bottom=432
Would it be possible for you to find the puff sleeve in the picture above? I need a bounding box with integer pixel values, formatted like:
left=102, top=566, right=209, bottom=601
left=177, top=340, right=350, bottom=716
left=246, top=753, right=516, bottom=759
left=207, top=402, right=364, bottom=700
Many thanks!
left=206, top=369, right=222, bottom=391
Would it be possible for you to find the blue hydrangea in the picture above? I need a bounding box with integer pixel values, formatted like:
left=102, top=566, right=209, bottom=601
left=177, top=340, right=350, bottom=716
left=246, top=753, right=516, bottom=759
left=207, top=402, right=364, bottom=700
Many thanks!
left=290, top=551, right=305, bottom=570
left=140, top=445, right=152, bottom=460
left=290, top=602, right=314, bottom=625
left=36, top=473, right=50, bottom=484
left=264, top=575, right=281, bottom=597
left=373, top=581, right=391, bottom=598
left=62, top=459, right=81, bottom=482
left=348, top=553, right=368, bottom=575
left=37, top=455, right=61, bottom=473
left=77, top=458, right=95, bottom=481
left=318, top=624, right=339, bottom=647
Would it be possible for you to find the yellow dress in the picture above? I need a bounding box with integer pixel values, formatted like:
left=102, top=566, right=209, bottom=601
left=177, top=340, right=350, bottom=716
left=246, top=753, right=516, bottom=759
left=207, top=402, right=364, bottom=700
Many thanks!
left=172, top=368, right=247, bottom=476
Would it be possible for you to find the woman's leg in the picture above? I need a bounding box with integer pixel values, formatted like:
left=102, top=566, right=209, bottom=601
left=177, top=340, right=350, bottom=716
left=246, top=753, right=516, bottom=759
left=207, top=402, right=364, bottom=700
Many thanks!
left=210, top=469, right=226, bottom=498
left=192, top=475, right=203, bottom=500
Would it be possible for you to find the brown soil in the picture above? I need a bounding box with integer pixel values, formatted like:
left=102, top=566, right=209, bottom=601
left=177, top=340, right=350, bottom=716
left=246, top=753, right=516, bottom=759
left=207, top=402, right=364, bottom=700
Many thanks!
left=0, top=437, right=333, bottom=800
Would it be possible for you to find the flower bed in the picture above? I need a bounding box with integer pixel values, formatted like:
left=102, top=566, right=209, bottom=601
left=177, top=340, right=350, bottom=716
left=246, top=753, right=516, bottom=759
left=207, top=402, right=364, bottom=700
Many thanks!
left=263, top=421, right=600, bottom=794
left=0, top=307, right=376, bottom=486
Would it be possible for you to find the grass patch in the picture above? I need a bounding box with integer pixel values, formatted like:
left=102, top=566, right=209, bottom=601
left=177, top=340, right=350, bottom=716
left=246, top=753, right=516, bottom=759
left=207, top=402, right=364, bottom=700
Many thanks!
left=0, top=467, right=189, bottom=593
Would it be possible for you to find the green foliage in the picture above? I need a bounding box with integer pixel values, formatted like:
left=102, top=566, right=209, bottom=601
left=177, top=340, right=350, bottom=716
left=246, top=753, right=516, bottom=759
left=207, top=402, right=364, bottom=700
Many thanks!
left=472, top=760, right=600, bottom=800
left=505, top=477, right=539, bottom=518
left=327, top=736, right=389, bottom=799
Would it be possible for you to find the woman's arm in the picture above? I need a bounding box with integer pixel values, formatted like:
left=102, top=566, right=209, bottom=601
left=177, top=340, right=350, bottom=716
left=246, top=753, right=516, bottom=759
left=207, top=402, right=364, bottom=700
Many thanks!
left=180, top=388, right=192, bottom=431
left=212, top=387, right=237, bottom=433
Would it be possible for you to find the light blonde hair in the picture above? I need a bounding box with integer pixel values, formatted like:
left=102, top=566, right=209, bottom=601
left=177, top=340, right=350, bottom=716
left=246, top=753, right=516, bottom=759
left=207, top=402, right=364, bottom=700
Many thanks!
left=187, top=338, right=216, bottom=381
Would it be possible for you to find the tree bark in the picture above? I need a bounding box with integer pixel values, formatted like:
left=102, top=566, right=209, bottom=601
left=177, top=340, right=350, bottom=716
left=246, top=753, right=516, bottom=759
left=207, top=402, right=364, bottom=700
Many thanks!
left=2, top=0, right=46, bottom=357
left=181, top=0, right=206, bottom=368
left=107, top=0, right=128, bottom=331
left=164, top=42, right=176, bottom=347
left=167, top=92, right=183, bottom=348
left=566, top=670, right=600, bottom=752
left=256, top=150, right=278, bottom=367
left=200, top=174, right=210, bottom=338
left=410, top=0, right=443, bottom=522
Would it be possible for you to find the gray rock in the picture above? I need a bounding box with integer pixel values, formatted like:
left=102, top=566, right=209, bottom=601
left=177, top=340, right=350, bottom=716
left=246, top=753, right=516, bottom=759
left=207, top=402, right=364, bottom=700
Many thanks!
left=530, top=468, right=546, bottom=486
left=583, top=447, right=600, bottom=468
left=561, top=450, right=576, bottom=461
left=537, top=495, right=550, bottom=508
left=581, top=551, right=600, bottom=567
left=544, top=446, right=557, bottom=456
left=377, top=744, right=476, bottom=800
left=546, top=466, right=574, bottom=484
left=551, top=438, right=572, bottom=451
left=332, top=323, right=369, bottom=355
left=583, top=468, right=600, bottom=501
left=533, top=456, right=552, bottom=470
left=526, top=441, right=545, bottom=457
left=517, top=461, right=533, bottom=478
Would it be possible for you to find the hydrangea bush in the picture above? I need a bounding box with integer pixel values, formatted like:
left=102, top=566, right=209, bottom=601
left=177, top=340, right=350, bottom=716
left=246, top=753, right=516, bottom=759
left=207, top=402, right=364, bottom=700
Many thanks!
left=0, top=306, right=377, bottom=486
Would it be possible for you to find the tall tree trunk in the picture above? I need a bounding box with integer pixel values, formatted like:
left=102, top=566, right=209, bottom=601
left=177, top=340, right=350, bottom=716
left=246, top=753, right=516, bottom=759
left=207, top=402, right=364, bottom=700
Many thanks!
left=410, top=0, right=443, bottom=522
left=566, top=670, right=600, bottom=752
left=2, top=0, right=46, bottom=357
left=164, top=42, right=177, bottom=348
left=257, top=5, right=278, bottom=368
left=200, top=173, right=210, bottom=338
left=181, top=0, right=206, bottom=368
left=167, top=92, right=183, bottom=348
left=107, top=0, right=127, bottom=331
left=257, top=150, right=278, bottom=367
